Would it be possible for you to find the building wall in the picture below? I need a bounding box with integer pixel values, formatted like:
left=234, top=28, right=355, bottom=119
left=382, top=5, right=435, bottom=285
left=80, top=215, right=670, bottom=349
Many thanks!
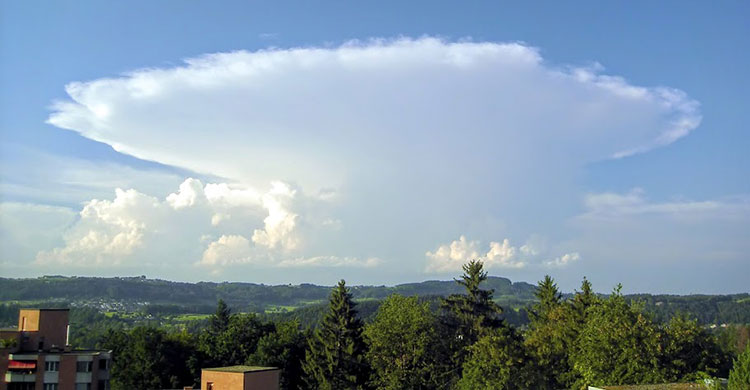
left=0, top=349, right=8, bottom=390
left=202, top=371, right=246, bottom=390
left=38, top=311, right=69, bottom=349
left=59, top=353, right=77, bottom=390
left=244, top=370, right=280, bottom=390
left=18, top=309, right=69, bottom=352
left=200, top=370, right=280, bottom=390
left=18, top=310, right=41, bottom=332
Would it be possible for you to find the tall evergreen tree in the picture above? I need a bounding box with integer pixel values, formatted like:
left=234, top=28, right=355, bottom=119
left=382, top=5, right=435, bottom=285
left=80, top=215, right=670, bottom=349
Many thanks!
left=440, top=260, right=506, bottom=386
left=529, top=275, right=562, bottom=323
left=525, top=275, right=570, bottom=390
left=303, top=280, right=369, bottom=390
left=571, top=277, right=597, bottom=326
left=441, top=260, right=504, bottom=345
left=209, top=299, right=231, bottom=334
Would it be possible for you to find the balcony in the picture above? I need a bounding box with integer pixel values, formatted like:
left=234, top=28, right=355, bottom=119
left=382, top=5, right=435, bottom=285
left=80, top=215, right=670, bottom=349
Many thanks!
left=5, top=372, right=36, bottom=382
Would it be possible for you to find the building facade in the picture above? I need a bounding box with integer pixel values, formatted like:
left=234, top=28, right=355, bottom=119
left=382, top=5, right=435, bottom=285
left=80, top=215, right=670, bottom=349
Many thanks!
left=0, top=309, right=111, bottom=390
left=201, top=366, right=280, bottom=390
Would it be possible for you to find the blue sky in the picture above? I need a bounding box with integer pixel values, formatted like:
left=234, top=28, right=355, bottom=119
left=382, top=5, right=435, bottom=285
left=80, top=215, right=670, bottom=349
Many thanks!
left=1, top=1, right=748, bottom=293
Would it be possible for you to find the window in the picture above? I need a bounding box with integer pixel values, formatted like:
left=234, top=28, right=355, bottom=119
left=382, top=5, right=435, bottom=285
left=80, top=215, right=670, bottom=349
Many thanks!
left=76, top=361, right=92, bottom=372
left=45, top=361, right=60, bottom=371
left=44, top=384, right=59, bottom=390
left=97, top=380, right=110, bottom=390
left=206, top=382, right=214, bottom=390
left=98, top=359, right=108, bottom=370
left=75, top=384, right=91, bottom=390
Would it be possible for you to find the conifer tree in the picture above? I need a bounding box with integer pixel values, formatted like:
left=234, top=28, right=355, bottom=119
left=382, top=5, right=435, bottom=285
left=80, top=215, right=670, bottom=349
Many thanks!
left=440, top=260, right=505, bottom=385
left=209, top=299, right=231, bottom=334
left=571, top=277, right=597, bottom=325
left=458, top=326, right=542, bottom=390
left=303, top=280, right=369, bottom=390
left=441, top=260, right=504, bottom=344
left=529, top=275, right=562, bottom=323
left=525, top=275, right=574, bottom=390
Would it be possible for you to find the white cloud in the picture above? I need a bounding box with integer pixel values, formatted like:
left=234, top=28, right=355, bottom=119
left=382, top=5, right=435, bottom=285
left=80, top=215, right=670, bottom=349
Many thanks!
left=47, top=37, right=700, bottom=194
left=35, top=188, right=161, bottom=266
left=166, top=178, right=208, bottom=209
left=278, top=256, right=381, bottom=268
left=543, top=252, right=581, bottom=268
left=578, top=189, right=749, bottom=221
left=425, top=235, right=583, bottom=272
left=28, top=178, right=367, bottom=273
left=199, top=235, right=254, bottom=266
left=252, top=181, right=300, bottom=251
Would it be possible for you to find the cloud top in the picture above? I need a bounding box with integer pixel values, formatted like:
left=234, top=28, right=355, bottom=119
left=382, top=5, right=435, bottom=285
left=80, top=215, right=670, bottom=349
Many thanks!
left=48, top=37, right=700, bottom=191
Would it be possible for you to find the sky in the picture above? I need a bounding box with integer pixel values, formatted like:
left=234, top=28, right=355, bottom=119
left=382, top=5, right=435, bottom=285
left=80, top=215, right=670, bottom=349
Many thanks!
left=1, top=1, right=748, bottom=293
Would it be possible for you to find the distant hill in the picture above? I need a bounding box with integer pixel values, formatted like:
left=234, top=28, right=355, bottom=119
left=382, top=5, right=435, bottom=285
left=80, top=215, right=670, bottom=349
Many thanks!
left=0, top=275, right=537, bottom=312
left=1, top=275, right=748, bottom=326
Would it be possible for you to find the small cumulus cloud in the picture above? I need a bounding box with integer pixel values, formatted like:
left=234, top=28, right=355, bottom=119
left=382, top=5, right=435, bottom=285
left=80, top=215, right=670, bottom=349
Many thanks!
left=425, top=235, right=574, bottom=273
left=543, top=252, right=581, bottom=268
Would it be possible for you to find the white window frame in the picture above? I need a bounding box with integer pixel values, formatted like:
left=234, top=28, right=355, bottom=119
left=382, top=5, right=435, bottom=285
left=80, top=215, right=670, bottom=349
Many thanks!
left=45, top=361, right=60, bottom=372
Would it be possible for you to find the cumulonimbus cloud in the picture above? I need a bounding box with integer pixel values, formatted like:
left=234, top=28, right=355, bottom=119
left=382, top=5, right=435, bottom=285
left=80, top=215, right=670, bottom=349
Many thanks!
left=39, top=37, right=717, bottom=281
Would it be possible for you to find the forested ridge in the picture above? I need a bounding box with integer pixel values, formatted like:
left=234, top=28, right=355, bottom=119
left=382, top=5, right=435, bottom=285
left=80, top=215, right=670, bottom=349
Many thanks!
left=1, top=274, right=749, bottom=326
left=0, top=275, right=536, bottom=312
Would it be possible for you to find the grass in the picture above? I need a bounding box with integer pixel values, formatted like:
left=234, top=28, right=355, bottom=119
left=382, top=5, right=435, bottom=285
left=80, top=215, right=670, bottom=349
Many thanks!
left=264, top=305, right=298, bottom=314
left=172, top=314, right=211, bottom=321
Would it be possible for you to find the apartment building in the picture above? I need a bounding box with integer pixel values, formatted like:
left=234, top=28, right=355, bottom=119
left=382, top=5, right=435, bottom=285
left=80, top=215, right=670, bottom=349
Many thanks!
left=0, top=309, right=111, bottom=390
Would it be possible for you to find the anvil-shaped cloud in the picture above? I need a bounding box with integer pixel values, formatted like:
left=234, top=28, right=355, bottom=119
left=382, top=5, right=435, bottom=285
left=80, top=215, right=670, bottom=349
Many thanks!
left=41, top=38, right=705, bottom=277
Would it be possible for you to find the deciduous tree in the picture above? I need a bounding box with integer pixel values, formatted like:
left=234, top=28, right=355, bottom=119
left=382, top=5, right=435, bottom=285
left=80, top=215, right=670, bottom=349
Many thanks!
left=365, top=294, right=440, bottom=389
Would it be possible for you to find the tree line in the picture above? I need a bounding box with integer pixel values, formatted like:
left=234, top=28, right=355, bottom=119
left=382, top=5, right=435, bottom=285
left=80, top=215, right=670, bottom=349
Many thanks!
left=2, top=276, right=749, bottom=328
left=97, top=260, right=750, bottom=390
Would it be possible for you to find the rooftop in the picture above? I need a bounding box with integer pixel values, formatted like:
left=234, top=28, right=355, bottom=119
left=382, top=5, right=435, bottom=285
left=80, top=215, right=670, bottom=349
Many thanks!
left=592, top=384, right=711, bottom=390
left=202, top=365, right=278, bottom=373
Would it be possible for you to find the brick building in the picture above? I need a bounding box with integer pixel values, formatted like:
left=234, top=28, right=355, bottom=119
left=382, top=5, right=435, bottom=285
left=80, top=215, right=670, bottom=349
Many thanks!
left=0, top=309, right=111, bottom=390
